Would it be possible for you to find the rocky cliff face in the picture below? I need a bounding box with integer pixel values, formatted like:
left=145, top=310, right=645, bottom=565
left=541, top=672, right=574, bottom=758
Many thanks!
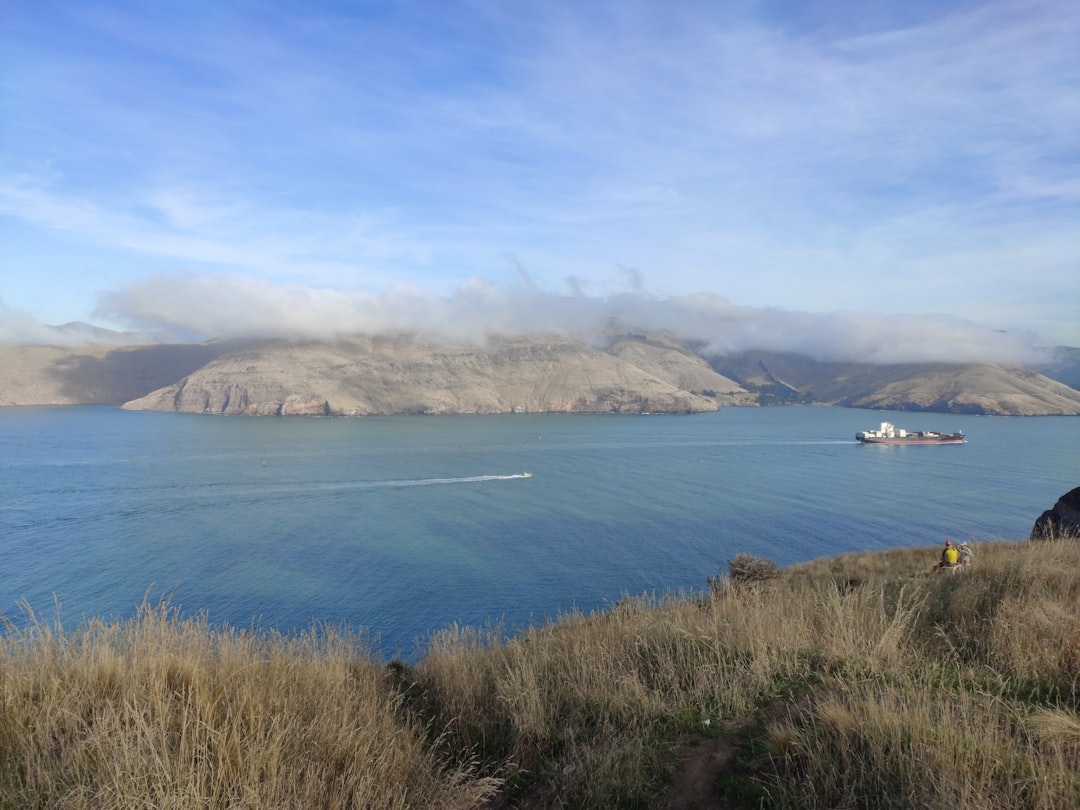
left=121, top=334, right=755, bottom=416
left=1031, top=487, right=1080, bottom=540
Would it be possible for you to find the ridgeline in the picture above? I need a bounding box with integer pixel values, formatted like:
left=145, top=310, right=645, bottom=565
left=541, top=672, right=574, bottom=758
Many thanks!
left=3, top=330, right=1080, bottom=415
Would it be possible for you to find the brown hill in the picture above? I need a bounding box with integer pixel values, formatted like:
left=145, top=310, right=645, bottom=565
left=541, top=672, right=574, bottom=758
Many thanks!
left=842, top=364, right=1080, bottom=415
left=121, top=333, right=754, bottom=416
left=1034, top=346, right=1080, bottom=390
left=4, top=334, right=1079, bottom=416
left=0, top=342, right=233, bottom=407
left=606, top=331, right=744, bottom=396
left=710, top=350, right=1080, bottom=415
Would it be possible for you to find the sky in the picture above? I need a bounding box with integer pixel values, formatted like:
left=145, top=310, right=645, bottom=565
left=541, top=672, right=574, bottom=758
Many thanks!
left=1, top=0, right=1078, bottom=362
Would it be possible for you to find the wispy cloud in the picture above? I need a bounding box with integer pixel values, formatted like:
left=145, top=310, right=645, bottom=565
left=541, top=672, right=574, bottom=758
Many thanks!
left=0, top=300, right=65, bottom=344
left=1, top=1, right=1078, bottom=345
left=0, top=175, right=433, bottom=289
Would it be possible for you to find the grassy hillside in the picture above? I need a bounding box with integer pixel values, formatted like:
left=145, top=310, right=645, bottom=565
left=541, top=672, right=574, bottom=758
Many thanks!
left=2, top=540, right=1078, bottom=808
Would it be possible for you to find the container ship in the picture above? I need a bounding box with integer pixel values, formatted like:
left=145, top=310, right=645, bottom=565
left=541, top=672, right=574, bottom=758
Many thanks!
left=855, top=421, right=965, bottom=445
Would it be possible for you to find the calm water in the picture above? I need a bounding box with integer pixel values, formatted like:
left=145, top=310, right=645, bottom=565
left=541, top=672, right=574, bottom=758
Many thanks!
left=2, top=406, right=1077, bottom=659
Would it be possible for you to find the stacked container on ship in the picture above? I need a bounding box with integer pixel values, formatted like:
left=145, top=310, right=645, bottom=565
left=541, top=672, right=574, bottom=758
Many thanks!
left=855, top=421, right=965, bottom=445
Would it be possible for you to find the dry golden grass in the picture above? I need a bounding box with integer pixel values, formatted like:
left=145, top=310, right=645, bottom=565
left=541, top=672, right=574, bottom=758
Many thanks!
left=2, top=538, right=1078, bottom=808
left=412, top=539, right=1080, bottom=807
left=0, top=601, right=498, bottom=809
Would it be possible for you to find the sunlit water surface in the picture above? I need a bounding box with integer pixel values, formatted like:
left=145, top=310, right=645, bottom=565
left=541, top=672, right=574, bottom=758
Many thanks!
left=2, top=406, right=1077, bottom=659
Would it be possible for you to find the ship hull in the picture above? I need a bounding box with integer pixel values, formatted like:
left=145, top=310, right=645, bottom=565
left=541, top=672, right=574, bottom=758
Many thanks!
left=857, top=436, right=965, bottom=445
left=855, top=421, right=965, bottom=444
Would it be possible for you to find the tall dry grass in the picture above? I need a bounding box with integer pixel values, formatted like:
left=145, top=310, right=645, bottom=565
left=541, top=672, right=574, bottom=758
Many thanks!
left=412, top=540, right=1080, bottom=807
left=0, top=601, right=498, bottom=809
left=2, top=539, right=1078, bottom=808
left=411, top=572, right=935, bottom=805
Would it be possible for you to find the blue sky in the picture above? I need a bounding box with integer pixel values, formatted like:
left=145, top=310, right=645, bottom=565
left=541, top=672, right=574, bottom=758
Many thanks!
left=1, top=0, right=1078, bottom=360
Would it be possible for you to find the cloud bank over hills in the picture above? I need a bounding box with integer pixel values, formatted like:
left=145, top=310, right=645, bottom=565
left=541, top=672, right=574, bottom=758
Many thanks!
left=1, top=274, right=1024, bottom=366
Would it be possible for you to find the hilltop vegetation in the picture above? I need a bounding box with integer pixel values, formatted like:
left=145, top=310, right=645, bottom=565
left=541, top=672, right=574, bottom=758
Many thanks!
left=2, top=539, right=1078, bottom=808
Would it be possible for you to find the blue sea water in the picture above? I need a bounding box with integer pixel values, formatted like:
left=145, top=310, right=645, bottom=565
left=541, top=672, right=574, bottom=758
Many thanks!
left=2, top=406, right=1077, bottom=659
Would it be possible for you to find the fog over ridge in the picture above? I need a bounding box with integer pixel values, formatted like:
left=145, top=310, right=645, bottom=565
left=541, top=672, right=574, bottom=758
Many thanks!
left=79, top=273, right=1046, bottom=366
left=2, top=273, right=1047, bottom=366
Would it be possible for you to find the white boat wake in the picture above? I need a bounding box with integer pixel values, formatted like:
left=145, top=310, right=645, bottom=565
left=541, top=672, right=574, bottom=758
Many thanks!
left=178, top=473, right=534, bottom=502
left=378, top=473, right=532, bottom=488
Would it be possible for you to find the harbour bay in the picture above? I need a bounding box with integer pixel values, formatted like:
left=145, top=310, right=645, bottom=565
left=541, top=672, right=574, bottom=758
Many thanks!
left=2, top=405, right=1077, bottom=660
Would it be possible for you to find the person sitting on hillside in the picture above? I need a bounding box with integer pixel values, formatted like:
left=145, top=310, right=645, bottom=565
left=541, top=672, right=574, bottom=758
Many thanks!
left=957, top=542, right=973, bottom=568
left=936, top=540, right=959, bottom=572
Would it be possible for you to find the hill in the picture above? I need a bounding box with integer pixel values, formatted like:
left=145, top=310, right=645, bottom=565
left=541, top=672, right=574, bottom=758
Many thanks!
left=0, top=342, right=235, bottom=407
left=1035, top=345, right=1080, bottom=390
left=709, top=350, right=1080, bottom=415
left=3, top=332, right=1080, bottom=415
left=120, top=333, right=754, bottom=415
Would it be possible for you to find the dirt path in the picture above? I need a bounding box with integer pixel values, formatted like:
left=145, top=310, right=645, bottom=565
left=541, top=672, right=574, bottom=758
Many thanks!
left=657, top=738, right=740, bottom=810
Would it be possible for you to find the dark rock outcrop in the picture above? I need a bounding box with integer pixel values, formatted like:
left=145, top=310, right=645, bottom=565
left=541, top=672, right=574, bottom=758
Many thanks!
left=1031, top=486, right=1080, bottom=540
